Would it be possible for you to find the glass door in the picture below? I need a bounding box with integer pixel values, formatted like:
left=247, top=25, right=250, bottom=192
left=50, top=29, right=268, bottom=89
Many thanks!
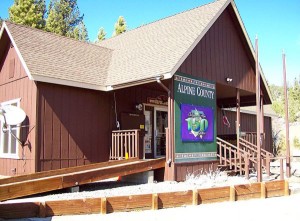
left=154, top=107, right=168, bottom=158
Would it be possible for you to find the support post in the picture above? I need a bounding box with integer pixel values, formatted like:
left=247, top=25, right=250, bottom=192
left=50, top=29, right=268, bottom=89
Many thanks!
left=164, top=79, right=175, bottom=181
left=255, top=37, right=262, bottom=182
left=283, top=52, right=291, bottom=178
left=236, top=88, right=240, bottom=152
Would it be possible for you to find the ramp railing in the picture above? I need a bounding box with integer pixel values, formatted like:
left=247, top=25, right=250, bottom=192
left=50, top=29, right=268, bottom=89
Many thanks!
left=110, top=129, right=140, bottom=160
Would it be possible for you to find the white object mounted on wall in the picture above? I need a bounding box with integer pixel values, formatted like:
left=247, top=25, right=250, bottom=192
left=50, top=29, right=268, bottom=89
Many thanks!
left=0, top=105, right=26, bottom=126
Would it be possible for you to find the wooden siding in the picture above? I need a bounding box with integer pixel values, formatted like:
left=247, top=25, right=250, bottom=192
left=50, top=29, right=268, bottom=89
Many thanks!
left=37, top=83, right=111, bottom=171
left=178, top=7, right=256, bottom=93
left=37, top=82, right=167, bottom=171
left=0, top=39, right=37, bottom=176
left=216, top=108, right=273, bottom=153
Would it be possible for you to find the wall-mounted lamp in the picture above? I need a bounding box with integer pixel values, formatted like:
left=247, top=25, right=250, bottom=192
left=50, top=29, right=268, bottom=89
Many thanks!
left=135, top=103, right=143, bottom=111
left=226, top=77, right=233, bottom=83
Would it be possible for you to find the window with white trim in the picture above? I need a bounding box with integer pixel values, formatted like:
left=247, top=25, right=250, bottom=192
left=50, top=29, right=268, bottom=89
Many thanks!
left=0, top=98, right=21, bottom=159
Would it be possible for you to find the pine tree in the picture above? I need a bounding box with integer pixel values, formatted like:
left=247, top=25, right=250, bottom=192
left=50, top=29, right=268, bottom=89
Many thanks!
left=9, top=0, right=46, bottom=29
left=70, top=21, right=89, bottom=42
left=46, top=0, right=84, bottom=37
left=112, top=16, right=126, bottom=37
left=0, top=17, right=3, bottom=26
left=96, top=27, right=106, bottom=42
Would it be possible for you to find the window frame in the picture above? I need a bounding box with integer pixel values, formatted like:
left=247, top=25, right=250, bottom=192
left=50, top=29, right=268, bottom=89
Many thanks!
left=0, top=98, right=21, bottom=159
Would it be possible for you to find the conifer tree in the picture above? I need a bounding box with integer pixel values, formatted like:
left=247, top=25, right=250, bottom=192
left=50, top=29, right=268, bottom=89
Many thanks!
left=96, top=27, right=106, bottom=42
left=112, top=16, right=126, bottom=37
left=71, top=21, right=89, bottom=42
left=9, top=0, right=46, bottom=29
left=46, top=0, right=84, bottom=37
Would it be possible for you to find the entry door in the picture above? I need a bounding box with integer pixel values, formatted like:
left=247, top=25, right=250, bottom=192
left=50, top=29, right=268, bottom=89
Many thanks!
left=154, top=107, right=168, bottom=158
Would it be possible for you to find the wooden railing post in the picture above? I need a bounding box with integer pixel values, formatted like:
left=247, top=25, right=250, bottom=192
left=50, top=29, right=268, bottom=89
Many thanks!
left=280, top=158, right=284, bottom=180
left=266, top=154, right=270, bottom=176
left=245, top=155, right=249, bottom=179
left=136, top=130, right=139, bottom=159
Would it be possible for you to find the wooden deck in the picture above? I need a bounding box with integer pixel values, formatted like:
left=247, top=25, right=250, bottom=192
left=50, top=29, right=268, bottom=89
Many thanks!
left=0, top=158, right=165, bottom=202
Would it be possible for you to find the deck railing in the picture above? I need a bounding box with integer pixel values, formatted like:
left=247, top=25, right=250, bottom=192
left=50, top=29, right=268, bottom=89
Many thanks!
left=110, top=129, right=140, bottom=160
left=240, top=132, right=264, bottom=146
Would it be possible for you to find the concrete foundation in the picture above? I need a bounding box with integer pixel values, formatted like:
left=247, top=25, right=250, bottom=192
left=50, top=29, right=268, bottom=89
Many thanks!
left=122, top=170, right=154, bottom=184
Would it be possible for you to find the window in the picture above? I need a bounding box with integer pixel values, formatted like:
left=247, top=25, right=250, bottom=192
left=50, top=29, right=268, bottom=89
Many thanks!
left=0, top=98, right=21, bottom=159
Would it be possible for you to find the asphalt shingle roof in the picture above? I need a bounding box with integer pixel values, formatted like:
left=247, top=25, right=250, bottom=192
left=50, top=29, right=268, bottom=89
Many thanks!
left=5, top=21, right=113, bottom=89
left=99, top=0, right=228, bottom=86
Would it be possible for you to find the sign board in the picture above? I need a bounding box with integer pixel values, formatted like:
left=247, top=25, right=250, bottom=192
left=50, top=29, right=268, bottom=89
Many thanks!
left=174, top=73, right=217, bottom=163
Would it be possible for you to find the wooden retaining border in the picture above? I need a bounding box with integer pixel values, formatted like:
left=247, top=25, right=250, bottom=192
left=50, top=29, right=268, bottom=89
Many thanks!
left=0, top=180, right=289, bottom=219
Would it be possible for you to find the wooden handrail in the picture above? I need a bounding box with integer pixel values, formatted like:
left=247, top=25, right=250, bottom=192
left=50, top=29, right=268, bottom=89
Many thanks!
left=239, top=138, right=274, bottom=158
left=216, top=137, right=251, bottom=178
left=110, top=130, right=140, bottom=160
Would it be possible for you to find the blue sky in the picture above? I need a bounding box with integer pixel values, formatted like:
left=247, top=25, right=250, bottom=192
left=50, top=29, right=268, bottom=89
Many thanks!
left=1, top=0, right=299, bottom=86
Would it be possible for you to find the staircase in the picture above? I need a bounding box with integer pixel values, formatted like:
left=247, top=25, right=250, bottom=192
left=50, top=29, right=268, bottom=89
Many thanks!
left=217, top=136, right=274, bottom=179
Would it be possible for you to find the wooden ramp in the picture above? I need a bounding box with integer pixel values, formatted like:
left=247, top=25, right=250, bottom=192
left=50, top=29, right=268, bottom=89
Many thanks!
left=0, top=158, right=165, bottom=202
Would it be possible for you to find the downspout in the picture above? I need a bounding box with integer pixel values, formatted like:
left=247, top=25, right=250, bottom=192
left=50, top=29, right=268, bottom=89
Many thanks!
left=156, top=76, right=172, bottom=167
left=156, top=76, right=170, bottom=95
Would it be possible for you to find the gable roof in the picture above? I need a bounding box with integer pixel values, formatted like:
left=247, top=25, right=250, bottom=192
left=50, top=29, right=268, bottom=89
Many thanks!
left=98, top=0, right=229, bottom=88
left=0, top=0, right=272, bottom=102
left=1, top=21, right=113, bottom=91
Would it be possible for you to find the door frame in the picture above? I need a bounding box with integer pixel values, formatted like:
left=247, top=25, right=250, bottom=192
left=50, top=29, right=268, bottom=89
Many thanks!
left=144, top=104, right=168, bottom=158
left=154, top=106, right=168, bottom=158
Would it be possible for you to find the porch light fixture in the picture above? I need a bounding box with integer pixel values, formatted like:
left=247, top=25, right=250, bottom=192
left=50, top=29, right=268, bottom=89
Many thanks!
left=226, top=77, right=233, bottom=83
left=135, top=103, right=143, bottom=111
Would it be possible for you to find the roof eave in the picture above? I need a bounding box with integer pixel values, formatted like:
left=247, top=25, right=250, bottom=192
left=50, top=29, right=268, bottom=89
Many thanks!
left=32, top=74, right=108, bottom=91
left=1, top=21, right=34, bottom=81
left=230, top=1, right=273, bottom=104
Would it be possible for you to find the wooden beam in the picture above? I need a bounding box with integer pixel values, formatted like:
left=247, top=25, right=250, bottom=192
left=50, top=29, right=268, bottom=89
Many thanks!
left=0, top=158, right=139, bottom=185
left=255, top=37, right=262, bottom=182
left=0, top=158, right=165, bottom=202
left=236, top=88, right=241, bottom=152
left=283, top=52, right=291, bottom=178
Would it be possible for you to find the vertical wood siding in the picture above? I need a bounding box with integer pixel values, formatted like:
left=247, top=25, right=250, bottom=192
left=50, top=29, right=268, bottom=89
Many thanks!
left=37, top=82, right=168, bottom=171
left=37, top=83, right=111, bottom=171
left=178, top=8, right=256, bottom=93
left=0, top=41, right=37, bottom=176
left=216, top=108, right=273, bottom=153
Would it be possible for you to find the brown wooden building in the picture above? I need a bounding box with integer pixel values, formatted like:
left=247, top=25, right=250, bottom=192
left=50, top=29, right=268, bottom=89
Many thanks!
left=0, top=0, right=273, bottom=180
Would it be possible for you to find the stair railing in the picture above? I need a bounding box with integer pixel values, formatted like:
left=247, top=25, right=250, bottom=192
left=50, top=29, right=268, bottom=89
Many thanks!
left=217, top=137, right=252, bottom=178
left=239, top=137, right=274, bottom=175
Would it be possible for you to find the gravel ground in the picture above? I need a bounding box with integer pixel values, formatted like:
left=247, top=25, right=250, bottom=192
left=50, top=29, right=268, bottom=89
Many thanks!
left=3, top=160, right=300, bottom=203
